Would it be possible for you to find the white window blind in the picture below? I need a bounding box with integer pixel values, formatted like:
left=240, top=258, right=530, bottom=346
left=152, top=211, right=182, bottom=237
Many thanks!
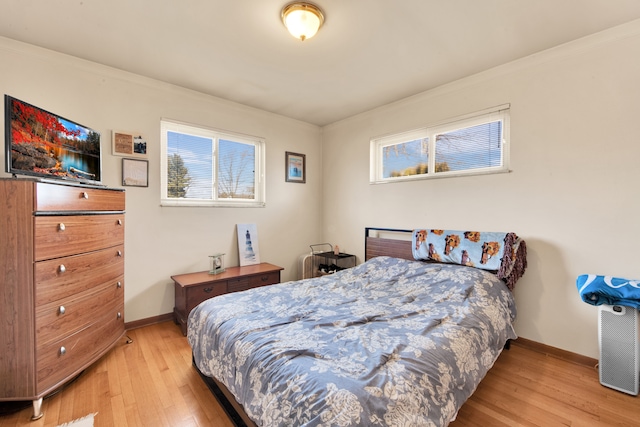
left=370, top=105, right=510, bottom=183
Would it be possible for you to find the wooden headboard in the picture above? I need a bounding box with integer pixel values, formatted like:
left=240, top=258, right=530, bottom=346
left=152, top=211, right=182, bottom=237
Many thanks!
left=365, top=227, right=414, bottom=261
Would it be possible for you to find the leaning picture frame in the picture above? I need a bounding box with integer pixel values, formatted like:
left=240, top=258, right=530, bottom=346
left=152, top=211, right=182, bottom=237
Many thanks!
left=112, top=130, right=147, bottom=157
left=122, top=158, right=149, bottom=187
left=285, top=151, right=306, bottom=183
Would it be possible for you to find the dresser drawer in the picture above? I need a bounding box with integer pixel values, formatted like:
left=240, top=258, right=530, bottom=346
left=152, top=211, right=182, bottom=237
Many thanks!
left=35, top=182, right=125, bottom=212
left=35, top=214, right=124, bottom=261
left=36, top=281, right=123, bottom=346
left=186, top=281, right=227, bottom=313
left=36, top=304, right=124, bottom=392
left=35, top=247, right=124, bottom=306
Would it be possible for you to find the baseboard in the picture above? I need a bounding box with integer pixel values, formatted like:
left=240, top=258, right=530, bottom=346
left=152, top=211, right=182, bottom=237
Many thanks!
left=512, top=337, right=598, bottom=368
left=125, top=313, right=174, bottom=331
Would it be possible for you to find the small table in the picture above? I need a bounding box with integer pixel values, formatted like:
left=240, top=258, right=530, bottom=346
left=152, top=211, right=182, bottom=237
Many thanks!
left=172, top=263, right=284, bottom=335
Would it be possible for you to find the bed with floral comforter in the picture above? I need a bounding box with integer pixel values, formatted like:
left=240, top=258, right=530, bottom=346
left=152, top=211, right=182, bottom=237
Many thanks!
left=188, top=256, right=517, bottom=427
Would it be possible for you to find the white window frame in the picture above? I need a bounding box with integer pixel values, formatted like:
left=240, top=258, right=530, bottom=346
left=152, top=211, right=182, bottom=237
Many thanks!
left=370, top=104, right=510, bottom=184
left=160, top=119, right=266, bottom=207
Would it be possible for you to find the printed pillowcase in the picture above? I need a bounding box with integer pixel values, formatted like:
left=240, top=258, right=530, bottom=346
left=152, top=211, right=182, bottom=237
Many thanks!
left=412, top=229, right=507, bottom=271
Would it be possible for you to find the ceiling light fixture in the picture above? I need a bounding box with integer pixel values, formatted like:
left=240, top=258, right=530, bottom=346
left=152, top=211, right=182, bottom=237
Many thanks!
left=281, top=2, right=324, bottom=41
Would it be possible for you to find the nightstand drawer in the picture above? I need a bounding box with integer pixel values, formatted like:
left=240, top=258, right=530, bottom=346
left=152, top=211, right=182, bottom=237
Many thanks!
left=186, top=281, right=227, bottom=313
left=228, top=278, right=251, bottom=293
left=248, top=272, right=280, bottom=288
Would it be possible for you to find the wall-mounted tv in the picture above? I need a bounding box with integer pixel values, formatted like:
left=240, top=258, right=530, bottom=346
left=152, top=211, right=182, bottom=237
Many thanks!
left=4, top=95, right=102, bottom=185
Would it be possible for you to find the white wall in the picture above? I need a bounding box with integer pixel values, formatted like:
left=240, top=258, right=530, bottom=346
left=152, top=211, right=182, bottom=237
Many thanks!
left=4, top=19, right=640, bottom=358
left=321, top=20, right=640, bottom=359
left=0, top=37, right=323, bottom=323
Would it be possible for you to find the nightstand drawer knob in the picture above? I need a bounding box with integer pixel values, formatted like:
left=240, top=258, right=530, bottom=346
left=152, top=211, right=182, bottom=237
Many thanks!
left=59, top=346, right=66, bottom=356
left=58, top=223, right=65, bottom=231
left=117, top=219, right=123, bottom=226
left=117, top=250, right=122, bottom=257
left=117, top=281, right=122, bottom=288
left=58, top=306, right=66, bottom=315
left=117, top=312, right=122, bottom=319
left=58, top=264, right=66, bottom=273
left=261, top=275, right=269, bottom=281
left=82, top=192, right=89, bottom=199
left=203, top=287, right=213, bottom=293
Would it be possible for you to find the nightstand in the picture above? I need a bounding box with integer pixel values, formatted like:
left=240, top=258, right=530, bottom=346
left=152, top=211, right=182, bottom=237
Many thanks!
left=172, top=262, right=283, bottom=335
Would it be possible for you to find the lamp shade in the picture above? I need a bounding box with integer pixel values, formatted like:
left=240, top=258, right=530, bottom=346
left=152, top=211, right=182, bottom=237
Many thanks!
left=282, top=2, right=324, bottom=41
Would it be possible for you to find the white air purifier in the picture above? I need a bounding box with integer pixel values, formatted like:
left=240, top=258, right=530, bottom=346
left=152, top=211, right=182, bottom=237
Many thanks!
left=598, top=304, right=640, bottom=395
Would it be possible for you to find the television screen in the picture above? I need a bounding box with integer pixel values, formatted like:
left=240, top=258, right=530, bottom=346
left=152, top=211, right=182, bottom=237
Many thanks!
left=5, top=95, right=102, bottom=184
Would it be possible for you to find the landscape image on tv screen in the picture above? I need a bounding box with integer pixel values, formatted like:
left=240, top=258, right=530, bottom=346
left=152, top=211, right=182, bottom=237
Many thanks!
left=5, top=95, right=101, bottom=183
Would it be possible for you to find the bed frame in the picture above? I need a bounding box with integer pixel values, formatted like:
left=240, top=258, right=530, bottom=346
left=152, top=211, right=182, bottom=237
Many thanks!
left=193, top=227, right=414, bottom=427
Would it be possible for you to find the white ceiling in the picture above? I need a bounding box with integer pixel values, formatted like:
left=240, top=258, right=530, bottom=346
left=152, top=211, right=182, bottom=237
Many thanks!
left=2, top=0, right=640, bottom=126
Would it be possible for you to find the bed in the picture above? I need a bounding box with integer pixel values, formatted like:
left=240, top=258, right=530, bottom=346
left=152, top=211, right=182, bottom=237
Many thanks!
left=188, top=228, right=527, bottom=426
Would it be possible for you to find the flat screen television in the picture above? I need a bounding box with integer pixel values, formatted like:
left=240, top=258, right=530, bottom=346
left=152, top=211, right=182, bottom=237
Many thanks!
left=4, top=95, right=102, bottom=185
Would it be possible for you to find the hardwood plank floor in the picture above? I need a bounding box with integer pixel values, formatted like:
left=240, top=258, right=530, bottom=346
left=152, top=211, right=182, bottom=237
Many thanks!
left=1, top=321, right=638, bottom=426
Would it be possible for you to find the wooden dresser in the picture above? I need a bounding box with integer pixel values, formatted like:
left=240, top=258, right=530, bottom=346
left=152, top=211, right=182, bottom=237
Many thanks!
left=0, top=178, right=125, bottom=420
left=172, top=263, right=283, bottom=335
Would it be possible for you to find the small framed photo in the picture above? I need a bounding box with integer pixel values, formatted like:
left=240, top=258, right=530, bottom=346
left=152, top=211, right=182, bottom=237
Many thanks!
left=112, top=131, right=147, bottom=157
left=122, top=158, right=148, bottom=187
left=285, top=151, right=306, bottom=183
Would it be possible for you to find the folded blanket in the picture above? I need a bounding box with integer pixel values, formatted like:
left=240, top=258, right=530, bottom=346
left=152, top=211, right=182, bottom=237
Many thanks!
left=412, top=229, right=527, bottom=290
left=576, top=274, right=640, bottom=309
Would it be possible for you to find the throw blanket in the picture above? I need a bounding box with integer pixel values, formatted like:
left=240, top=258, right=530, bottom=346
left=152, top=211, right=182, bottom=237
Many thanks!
left=412, top=229, right=527, bottom=290
left=577, top=274, right=640, bottom=309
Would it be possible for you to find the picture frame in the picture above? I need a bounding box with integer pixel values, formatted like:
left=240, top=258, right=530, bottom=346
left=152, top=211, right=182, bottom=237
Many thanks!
left=237, top=223, right=261, bottom=266
left=112, top=130, right=147, bottom=157
left=122, top=158, right=149, bottom=187
left=285, top=151, right=306, bottom=183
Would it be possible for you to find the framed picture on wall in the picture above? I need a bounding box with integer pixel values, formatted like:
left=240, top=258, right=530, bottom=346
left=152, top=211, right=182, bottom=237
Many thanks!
left=285, top=151, right=306, bottom=183
left=112, top=130, right=147, bottom=157
left=122, top=158, right=148, bottom=187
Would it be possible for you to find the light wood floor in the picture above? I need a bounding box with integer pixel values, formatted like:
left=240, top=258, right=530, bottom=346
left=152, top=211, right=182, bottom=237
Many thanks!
left=1, top=321, right=638, bottom=426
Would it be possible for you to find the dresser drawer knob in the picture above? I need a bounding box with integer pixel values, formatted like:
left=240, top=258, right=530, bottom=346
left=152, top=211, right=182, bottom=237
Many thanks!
left=58, top=264, right=66, bottom=273
left=59, top=346, right=66, bottom=356
left=82, top=191, right=89, bottom=199
left=117, top=312, right=122, bottom=319
left=117, top=250, right=123, bottom=257
left=117, top=281, right=122, bottom=288
left=58, top=223, right=66, bottom=231
left=58, top=306, right=66, bottom=315
left=203, top=287, right=213, bottom=293
left=117, top=219, right=123, bottom=226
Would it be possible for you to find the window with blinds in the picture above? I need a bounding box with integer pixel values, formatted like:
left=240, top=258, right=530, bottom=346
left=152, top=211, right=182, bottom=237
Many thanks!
left=160, top=120, right=265, bottom=207
left=370, top=105, right=510, bottom=183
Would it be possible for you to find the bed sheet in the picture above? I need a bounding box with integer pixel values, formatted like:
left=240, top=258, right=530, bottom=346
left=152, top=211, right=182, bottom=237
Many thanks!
left=188, top=256, right=517, bottom=427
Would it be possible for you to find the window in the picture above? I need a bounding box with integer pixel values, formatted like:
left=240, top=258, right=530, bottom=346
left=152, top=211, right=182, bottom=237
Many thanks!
left=370, top=105, right=509, bottom=184
left=160, top=120, right=265, bottom=207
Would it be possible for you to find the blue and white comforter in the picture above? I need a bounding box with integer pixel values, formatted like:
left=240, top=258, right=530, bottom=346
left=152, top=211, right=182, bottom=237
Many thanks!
left=188, top=256, right=517, bottom=427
